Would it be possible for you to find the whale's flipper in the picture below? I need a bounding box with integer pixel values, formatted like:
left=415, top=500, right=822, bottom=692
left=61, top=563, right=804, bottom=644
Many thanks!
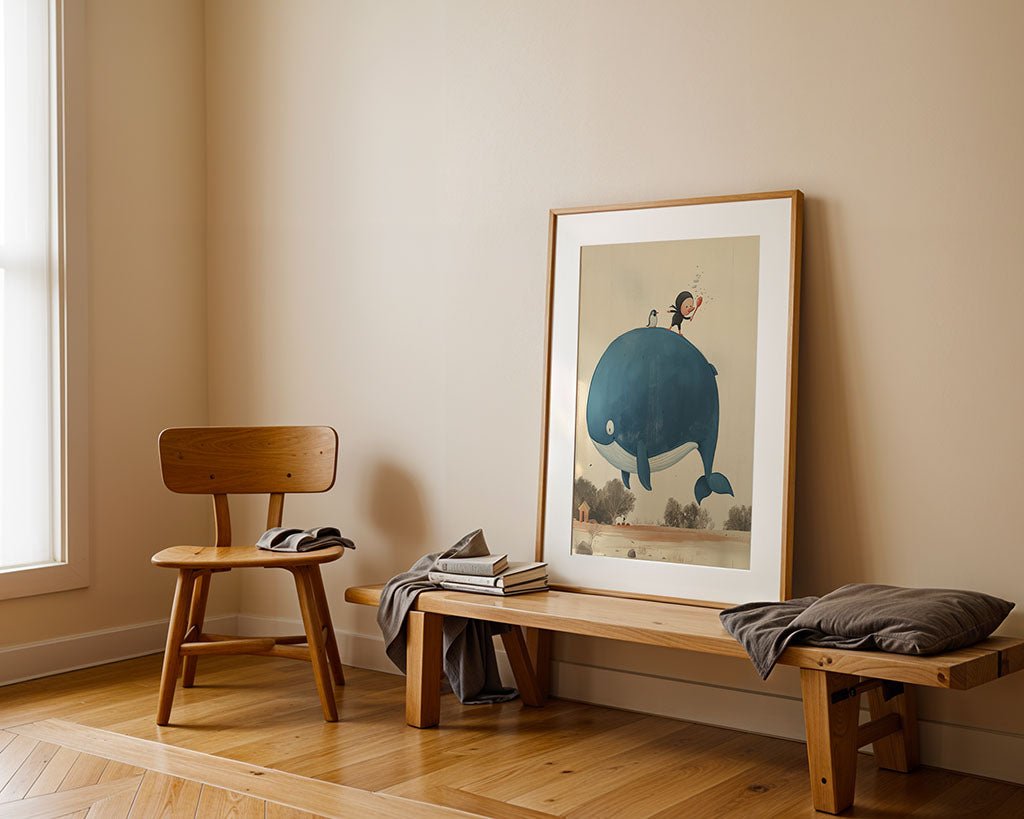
left=637, top=441, right=652, bottom=491
left=621, top=470, right=631, bottom=489
left=694, top=472, right=734, bottom=505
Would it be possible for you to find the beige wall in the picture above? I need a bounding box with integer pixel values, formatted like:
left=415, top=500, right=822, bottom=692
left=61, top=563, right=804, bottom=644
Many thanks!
left=0, top=0, right=230, bottom=647
left=205, top=0, right=1024, bottom=746
left=6, top=0, right=1021, bottom=771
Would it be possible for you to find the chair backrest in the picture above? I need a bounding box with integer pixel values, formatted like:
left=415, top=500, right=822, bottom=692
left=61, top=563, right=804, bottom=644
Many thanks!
left=159, top=426, right=338, bottom=546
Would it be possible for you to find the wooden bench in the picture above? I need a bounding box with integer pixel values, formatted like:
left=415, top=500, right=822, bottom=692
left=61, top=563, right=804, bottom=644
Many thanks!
left=345, top=584, right=1024, bottom=815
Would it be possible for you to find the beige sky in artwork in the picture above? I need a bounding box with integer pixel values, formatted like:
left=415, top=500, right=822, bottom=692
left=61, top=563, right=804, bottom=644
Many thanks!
left=573, top=235, right=760, bottom=531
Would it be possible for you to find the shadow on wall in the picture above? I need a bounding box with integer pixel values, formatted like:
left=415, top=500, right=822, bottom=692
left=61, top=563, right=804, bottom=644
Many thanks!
left=792, top=196, right=867, bottom=596
left=365, top=460, right=432, bottom=574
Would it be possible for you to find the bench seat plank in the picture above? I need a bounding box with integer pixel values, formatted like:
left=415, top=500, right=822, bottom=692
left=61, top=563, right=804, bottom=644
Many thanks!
left=345, top=584, right=1022, bottom=690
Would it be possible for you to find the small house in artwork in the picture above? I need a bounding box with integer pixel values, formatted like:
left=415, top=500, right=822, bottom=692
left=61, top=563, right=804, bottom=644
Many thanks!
left=578, top=501, right=590, bottom=523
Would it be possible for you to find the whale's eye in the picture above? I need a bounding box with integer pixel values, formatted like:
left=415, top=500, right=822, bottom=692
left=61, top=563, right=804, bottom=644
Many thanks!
left=606, top=419, right=615, bottom=436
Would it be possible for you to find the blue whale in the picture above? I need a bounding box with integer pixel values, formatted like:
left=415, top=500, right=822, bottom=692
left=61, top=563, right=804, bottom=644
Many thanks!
left=586, top=327, right=734, bottom=504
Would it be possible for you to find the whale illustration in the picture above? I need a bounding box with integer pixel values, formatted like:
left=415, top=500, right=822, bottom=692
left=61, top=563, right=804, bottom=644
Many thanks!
left=585, top=327, right=734, bottom=504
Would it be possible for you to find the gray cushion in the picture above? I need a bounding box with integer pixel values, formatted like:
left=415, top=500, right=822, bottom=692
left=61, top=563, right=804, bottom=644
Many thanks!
left=788, top=583, right=1014, bottom=655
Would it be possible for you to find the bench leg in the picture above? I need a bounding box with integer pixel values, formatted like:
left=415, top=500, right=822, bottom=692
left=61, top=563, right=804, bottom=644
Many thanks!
left=868, top=684, right=919, bottom=773
left=501, top=627, right=545, bottom=706
left=525, top=627, right=552, bottom=701
left=800, top=669, right=861, bottom=814
left=406, top=611, right=442, bottom=728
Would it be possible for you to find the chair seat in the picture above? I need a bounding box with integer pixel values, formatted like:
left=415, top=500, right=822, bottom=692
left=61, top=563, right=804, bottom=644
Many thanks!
left=152, top=544, right=345, bottom=569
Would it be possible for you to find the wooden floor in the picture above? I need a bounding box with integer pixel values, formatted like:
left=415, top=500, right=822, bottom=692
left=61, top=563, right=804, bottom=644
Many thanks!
left=0, top=719, right=472, bottom=818
left=1, top=654, right=1022, bottom=818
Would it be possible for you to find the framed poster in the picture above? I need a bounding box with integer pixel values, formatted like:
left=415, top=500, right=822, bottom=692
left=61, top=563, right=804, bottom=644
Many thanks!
left=536, top=191, right=803, bottom=606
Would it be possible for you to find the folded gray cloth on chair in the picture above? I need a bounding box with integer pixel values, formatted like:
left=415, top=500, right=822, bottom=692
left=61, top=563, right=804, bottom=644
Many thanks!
left=378, top=529, right=517, bottom=704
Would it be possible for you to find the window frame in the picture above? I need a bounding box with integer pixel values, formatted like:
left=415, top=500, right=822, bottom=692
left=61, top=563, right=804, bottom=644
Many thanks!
left=0, top=0, right=88, bottom=600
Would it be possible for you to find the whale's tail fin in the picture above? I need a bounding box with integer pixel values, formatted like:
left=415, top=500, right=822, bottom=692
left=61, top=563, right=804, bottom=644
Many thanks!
left=694, top=473, right=734, bottom=505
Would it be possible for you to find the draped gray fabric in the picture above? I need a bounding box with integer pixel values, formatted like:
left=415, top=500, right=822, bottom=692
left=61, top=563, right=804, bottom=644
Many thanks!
left=718, top=596, right=819, bottom=679
left=721, top=584, right=1014, bottom=680
left=377, top=529, right=517, bottom=704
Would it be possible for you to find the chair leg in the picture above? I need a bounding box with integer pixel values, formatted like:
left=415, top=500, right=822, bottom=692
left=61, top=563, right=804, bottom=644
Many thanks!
left=309, top=566, right=345, bottom=686
left=181, top=570, right=212, bottom=688
left=156, top=569, right=197, bottom=726
left=800, top=669, right=861, bottom=814
left=292, top=567, right=338, bottom=722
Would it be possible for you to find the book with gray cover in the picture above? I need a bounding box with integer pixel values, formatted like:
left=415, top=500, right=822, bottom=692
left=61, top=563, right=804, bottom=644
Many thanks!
left=434, top=553, right=508, bottom=576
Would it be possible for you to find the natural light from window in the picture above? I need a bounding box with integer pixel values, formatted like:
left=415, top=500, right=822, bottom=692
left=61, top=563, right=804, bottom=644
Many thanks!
left=0, top=0, right=61, bottom=573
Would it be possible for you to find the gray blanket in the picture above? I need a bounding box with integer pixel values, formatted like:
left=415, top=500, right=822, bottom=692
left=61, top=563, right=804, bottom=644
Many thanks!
left=721, top=583, right=1014, bottom=679
left=378, top=529, right=517, bottom=704
left=719, top=596, right=822, bottom=679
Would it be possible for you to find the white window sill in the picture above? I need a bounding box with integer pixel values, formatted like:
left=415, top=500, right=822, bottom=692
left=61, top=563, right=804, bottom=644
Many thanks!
left=0, top=556, right=88, bottom=601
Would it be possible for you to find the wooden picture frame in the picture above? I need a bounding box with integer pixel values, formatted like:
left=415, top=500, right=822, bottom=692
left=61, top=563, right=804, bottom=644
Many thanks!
left=536, top=191, right=803, bottom=607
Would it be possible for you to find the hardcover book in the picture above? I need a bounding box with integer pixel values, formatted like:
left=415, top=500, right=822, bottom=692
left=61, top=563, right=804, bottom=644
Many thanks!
left=434, top=553, right=509, bottom=576
left=439, top=577, right=549, bottom=596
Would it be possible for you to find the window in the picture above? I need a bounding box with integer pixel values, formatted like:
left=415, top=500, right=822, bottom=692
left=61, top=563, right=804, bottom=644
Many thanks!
left=0, top=0, right=86, bottom=599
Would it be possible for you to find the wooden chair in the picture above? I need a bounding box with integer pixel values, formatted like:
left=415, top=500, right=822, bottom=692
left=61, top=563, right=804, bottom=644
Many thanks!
left=152, top=426, right=346, bottom=725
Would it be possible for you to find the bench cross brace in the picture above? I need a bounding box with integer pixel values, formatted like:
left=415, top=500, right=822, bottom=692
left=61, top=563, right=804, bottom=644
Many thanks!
left=830, top=678, right=904, bottom=705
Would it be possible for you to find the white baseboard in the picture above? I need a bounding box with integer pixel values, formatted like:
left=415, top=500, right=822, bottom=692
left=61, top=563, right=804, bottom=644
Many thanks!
left=6, top=614, right=1022, bottom=785
left=0, top=614, right=238, bottom=687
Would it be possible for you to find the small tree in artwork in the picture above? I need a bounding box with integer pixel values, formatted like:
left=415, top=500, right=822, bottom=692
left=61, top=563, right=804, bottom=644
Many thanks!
left=573, top=476, right=635, bottom=524
left=594, top=479, right=635, bottom=524
left=724, top=504, right=752, bottom=531
left=664, top=497, right=685, bottom=528
left=682, top=501, right=712, bottom=530
left=664, top=498, right=712, bottom=529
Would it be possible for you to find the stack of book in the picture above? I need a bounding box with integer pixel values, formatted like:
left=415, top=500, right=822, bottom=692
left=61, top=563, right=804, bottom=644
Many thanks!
left=428, top=553, right=548, bottom=596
